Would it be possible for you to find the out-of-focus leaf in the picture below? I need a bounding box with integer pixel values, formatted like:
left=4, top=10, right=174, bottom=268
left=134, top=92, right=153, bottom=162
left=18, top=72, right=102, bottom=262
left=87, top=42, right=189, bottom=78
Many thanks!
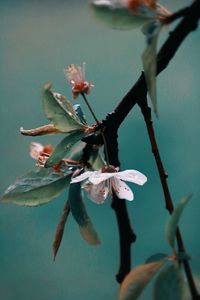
left=89, top=149, right=105, bottom=170
left=73, top=104, right=87, bottom=125
left=69, top=176, right=100, bottom=245
left=45, top=130, right=84, bottom=167
left=119, top=258, right=168, bottom=300
left=52, top=200, right=70, bottom=260
left=20, top=124, right=61, bottom=136
left=88, top=148, right=99, bottom=165
left=165, top=194, right=192, bottom=249
left=42, top=82, right=83, bottom=132
left=91, top=0, right=154, bottom=30
left=1, top=168, right=72, bottom=206
left=146, top=253, right=169, bottom=264
left=153, top=264, right=184, bottom=300
left=67, top=141, right=85, bottom=161
left=142, top=20, right=161, bottom=117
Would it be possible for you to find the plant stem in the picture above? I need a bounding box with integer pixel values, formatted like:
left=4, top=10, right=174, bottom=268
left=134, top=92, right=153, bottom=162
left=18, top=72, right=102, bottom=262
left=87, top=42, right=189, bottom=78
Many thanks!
left=81, top=92, right=110, bottom=166
left=81, top=92, right=99, bottom=125
left=140, top=103, right=199, bottom=300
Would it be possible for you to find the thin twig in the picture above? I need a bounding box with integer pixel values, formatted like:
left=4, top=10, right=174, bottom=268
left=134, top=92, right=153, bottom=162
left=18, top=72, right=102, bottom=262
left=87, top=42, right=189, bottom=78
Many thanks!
left=81, top=93, right=110, bottom=165
left=138, top=101, right=199, bottom=299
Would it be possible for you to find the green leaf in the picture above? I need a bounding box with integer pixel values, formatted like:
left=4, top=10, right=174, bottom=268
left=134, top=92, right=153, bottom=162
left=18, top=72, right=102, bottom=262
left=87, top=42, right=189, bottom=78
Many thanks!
left=69, top=176, right=100, bottom=245
left=1, top=168, right=72, bottom=206
left=67, top=141, right=85, bottom=161
left=153, top=264, right=184, bottom=300
left=165, top=194, right=192, bottom=249
left=119, top=259, right=168, bottom=300
left=146, top=253, right=169, bottom=264
left=142, top=20, right=161, bottom=117
left=73, top=104, right=87, bottom=125
left=42, top=82, right=83, bottom=132
left=45, top=130, right=84, bottom=167
left=89, top=149, right=105, bottom=170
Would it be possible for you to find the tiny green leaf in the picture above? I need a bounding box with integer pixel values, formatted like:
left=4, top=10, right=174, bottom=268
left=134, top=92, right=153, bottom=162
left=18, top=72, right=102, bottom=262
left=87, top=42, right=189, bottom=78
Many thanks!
left=165, top=194, right=192, bottom=249
left=45, top=130, right=84, bottom=167
left=69, top=177, right=100, bottom=245
left=142, top=20, right=161, bottom=117
left=119, top=258, right=167, bottom=300
left=177, top=252, right=191, bottom=263
left=89, top=149, right=105, bottom=170
left=73, top=104, right=87, bottom=125
left=145, top=253, right=169, bottom=264
left=67, top=141, right=85, bottom=161
left=153, top=264, right=184, bottom=300
left=43, top=82, right=83, bottom=132
left=1, top=168, right=72, bottom=206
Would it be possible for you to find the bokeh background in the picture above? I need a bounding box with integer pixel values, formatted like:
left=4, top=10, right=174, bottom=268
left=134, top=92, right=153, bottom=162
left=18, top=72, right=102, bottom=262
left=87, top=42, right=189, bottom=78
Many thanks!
left=0, top=0, right=200, bottom=299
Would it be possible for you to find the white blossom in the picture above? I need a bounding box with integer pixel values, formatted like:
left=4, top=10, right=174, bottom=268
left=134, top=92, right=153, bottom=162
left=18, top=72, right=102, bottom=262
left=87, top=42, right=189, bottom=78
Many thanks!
left=71, top=167, right=147, bottom=204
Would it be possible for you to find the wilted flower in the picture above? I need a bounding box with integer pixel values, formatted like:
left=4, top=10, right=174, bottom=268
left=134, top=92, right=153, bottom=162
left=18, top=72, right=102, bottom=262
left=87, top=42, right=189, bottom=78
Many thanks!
left=30, top=142, right=63, bottom=171
left=71, top=165, right=147, bottom=204
left=64, top=62, right=94, bottom=99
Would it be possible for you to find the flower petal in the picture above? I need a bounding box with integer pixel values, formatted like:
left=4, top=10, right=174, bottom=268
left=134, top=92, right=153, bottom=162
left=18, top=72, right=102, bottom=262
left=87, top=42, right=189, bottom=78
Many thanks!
left=89, top=172, right=116, bottom=185
left=83, top=181, right=109, bottom=204
left=71, top=171, right=95, bottom=184
left=30, top=142, right=43, bottom=159
left=116, top=169, right=147, bottom=185
left=112, top=177, right=134, bottom=201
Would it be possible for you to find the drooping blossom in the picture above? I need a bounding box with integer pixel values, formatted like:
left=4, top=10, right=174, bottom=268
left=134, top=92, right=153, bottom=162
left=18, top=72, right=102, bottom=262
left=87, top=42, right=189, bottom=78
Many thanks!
left=71, top=165, right=147, bottom=204
left=30, top=142, right=63, bottom=171
left=91, top=0, right=170, bottom=31
left=64, top=62, right=94, bottom=99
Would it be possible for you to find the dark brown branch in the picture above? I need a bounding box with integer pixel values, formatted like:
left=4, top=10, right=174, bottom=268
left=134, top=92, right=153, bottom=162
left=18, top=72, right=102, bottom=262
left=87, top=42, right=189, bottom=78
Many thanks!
left=111, top=194, right=136, bottom=283
left=107, top=130, right=136, bottom=283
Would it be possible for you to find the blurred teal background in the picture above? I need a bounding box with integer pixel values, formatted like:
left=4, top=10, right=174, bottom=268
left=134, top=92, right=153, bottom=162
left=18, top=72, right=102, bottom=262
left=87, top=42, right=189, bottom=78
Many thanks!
left=0, top=0, right=200, bottom=299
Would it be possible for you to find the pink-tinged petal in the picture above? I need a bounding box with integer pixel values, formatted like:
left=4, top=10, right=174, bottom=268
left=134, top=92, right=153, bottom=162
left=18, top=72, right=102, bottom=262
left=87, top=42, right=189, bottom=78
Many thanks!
left=111, top=178, right=134, bottom=201
left=89, top=172, right=116, bottom=185
left=116, top=169, right=147, bottom=186
left=70, top=171, right=95, bottom=184
left=80, top=62, right=86, bottom=81
left=30, top=142, right=43, bottom=159
left=83, top=181, right=109, bottom=204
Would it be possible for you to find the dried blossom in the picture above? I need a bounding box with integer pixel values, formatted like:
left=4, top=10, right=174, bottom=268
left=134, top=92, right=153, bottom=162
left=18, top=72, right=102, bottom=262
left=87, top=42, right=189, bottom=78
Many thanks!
left=64, top=62, right=94, bottom=99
